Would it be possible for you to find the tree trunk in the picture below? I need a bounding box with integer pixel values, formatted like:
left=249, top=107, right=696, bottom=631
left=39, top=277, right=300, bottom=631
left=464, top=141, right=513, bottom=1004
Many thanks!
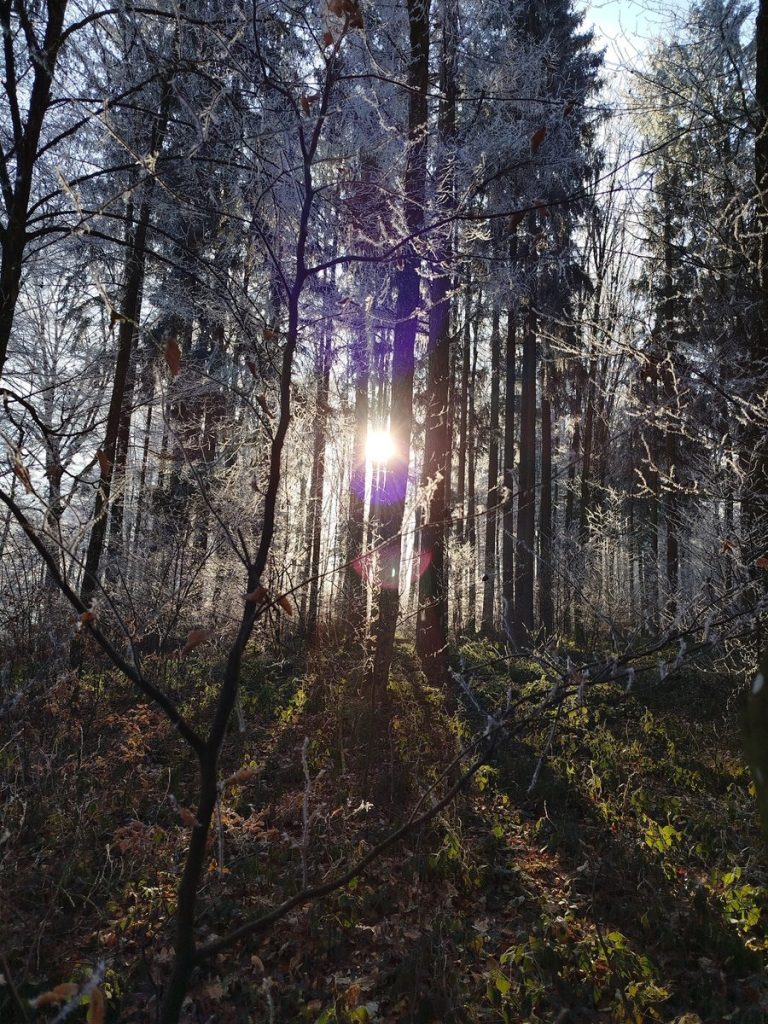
left=539, top=353, right=553, bottom=634
left=370, top=0, right=430, bottom=691
left=481, top=307, right=501, bottom=634
left=513, top=300, right=536, bottom=646
left=502, top=310, right=516, bottom=640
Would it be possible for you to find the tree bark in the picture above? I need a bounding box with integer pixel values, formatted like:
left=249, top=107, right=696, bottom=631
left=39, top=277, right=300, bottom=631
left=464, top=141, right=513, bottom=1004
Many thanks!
left=370, top=0, right=430, bottom=691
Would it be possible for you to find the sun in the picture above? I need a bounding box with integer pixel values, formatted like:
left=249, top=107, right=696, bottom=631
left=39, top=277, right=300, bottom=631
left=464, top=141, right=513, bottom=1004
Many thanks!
left=366, top=428, right=395, bottom=465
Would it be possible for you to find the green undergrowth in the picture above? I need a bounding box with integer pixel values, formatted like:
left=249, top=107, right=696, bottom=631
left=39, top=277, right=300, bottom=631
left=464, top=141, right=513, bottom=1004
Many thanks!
left=1, top=639, right=766, bottom=1022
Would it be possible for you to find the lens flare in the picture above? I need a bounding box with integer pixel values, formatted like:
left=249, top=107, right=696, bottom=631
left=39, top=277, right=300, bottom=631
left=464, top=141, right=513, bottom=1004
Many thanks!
left=366, top=429, right=395, bottom=465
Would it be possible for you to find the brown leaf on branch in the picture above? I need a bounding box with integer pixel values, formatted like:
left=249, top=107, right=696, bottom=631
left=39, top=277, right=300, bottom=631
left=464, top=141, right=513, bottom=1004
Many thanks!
left=223, top=766, right=258, bottom=789
left=721, top=538, right=736, bottom=553
left=33, top=983, right=80, bottom=1007
left=508, top=209, right=526, bottom=231
left=177, top=806, right=201, bottom=828
left=13, top=459, right=33, bottom=494
left=323, top=29, right=334, bottom=46
left=755, top=556, right=768, bottom=569
left=97, top=449, right=112, bottom=476
left=530, top=126, right=547, bottom=154
left=256, top=394, right=274, bottom=418
left=80, top=610, right=95, bottom=624
left=276, top=593, right=294, bottom=616
left=301, top=93, right=319, bottom=115
left=164, top=336, right=181, bottom=377
left=181, top=627, right=213, bottom=656
left=245, top=585, right=269, bottom=605
left=88, top=987, right=106, bottom=1024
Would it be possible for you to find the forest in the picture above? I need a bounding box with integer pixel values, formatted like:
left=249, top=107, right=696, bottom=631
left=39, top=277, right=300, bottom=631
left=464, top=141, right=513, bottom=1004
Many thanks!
left=1, top=0, right=768, bottom=1020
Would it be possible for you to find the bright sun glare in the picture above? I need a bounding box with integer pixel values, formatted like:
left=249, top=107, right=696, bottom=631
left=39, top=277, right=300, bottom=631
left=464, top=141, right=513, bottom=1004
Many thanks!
left=366, top=429, right=395, bottom=465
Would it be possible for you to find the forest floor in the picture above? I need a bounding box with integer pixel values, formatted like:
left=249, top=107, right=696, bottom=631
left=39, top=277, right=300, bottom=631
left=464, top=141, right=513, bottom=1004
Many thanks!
left=2, top=639, right=767, bottom=1023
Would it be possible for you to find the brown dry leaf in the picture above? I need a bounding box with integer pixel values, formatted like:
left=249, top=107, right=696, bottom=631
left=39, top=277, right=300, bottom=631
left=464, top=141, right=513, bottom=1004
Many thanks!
left=276, top=593, right=294, bottom=616
left=245, top=584, right=269, bottom=605
left=224, top=767, right=258, bottom=789
left=300, top=93, right=318, bottom=115
left=13, top=459, right=33, bottom=494
left=181, top=627, right=213, bottom=657
left=246, top=359, right=258, bottom=377
left=721, top=538, right=736, bottom=553
left=755, top=556, right=768, bottom=569
left=251, top=954, right=265, bottom=975
left=88, top=986, right=106, bottom=1024
left=164, top=336, right=181, bottom=377
left=256, top=393, right=274, bottom=418
left=178, top=806, right=201, bottom=828
left=80, top=610, right=95, bottom=624
left=263, top=327, right=279, bottom=343
left=322, top=29, right=334, bottom=46
left=97, top=449, right=112, bottom=475
left=328, top=0, right=344, bottom=12
left=530, top=125, right=547, bottom=154
left=33, top=983, right=79, bottom=1007
left=508, top=209, right=526, bottom=231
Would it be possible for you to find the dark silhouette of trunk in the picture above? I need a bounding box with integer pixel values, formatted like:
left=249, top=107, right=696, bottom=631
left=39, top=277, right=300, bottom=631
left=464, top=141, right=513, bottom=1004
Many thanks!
left=0, top=0, right=68, bottom=377
left=467, top=308, right=479, bottom=632
left=306, top=326, right=332, bottom=639
left=752, top=0, right=768, bottom=574
left=454, top=279, right=472, bottom=629
left=539, top=353, right=553, bottom=634
left=370, top=0, right=430, bottom=691
left=344, top=318, right=370, bottom=639
left=78, top=206, right=151, bottom=613
left=502, top=310, right=516, bottom=640
left=481, top=307, right=501, bottom=634
left=77, top=83, right=172, bottom=620
left=659, top=203, right=679, bottom=620
left=514, top=298, right=536, bottom=646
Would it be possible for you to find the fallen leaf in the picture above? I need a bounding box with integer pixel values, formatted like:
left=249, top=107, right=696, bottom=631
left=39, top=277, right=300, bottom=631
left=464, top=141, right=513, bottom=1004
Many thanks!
left=164, top=336, right=181, bottom=377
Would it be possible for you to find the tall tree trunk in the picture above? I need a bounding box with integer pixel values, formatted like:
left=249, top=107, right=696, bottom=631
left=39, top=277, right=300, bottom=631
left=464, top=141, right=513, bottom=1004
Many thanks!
left=370, top=0, right=430, bottom=691
left=78, top=83, right=172, bottom=615
left=539, top=353, right=553, bottom=634
left=307, top=326, right=331, bottom=639
left=344, top=316, right=370, bottom=639
left=0, top=0, right=68, bottom=377
left=467, top=309, right=479, bottom=632
left=513, top=300, right=536, bottom=646
left=502, top=310, right=516, bottom=640
left=481, top=307, right=501, bottom=634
